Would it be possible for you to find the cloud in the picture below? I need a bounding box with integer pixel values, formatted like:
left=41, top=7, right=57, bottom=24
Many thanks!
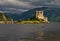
left=0, top=0, right=60, bottom=9
left=54, top=0, right=60, bottom=6
left=4, top=8, right=28, bottom=12
left=44, top=1, right=55, bottom=5
left=0, top=7, right=28, bottom=14
left=0, top=0, right=34, bottom=9
left=0, top=0, right=60, bottom=14
left=30, top=0, right=60, bottom=8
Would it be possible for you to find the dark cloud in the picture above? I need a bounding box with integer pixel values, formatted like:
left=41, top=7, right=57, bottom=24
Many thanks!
left=31, top=0, right=55, bottom=6
left=0, top=0, right=60, bottom=13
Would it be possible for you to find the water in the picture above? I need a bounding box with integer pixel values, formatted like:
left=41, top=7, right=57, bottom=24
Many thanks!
left=0, top=22, right=60, bottom=41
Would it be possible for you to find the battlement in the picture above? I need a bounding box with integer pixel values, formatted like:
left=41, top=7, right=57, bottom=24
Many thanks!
left=36, top=11, right=49, bottom=22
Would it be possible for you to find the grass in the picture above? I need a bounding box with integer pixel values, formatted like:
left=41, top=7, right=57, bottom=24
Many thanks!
left=16, top=20, right=48, bottom=24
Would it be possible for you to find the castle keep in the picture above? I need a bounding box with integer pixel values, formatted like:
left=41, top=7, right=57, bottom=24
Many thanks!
left=36, top=11, right=49, bottom=22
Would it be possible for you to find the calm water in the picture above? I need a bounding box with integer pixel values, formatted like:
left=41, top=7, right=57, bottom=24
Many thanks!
left=0, top=22, right=60, bottom=41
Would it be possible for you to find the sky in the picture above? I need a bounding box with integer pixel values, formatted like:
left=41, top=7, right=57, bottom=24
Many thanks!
left=0, top=0, right=60, bottom=14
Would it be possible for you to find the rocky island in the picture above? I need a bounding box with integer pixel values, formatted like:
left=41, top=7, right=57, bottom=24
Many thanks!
left=16, top=11, right=49, bottom=24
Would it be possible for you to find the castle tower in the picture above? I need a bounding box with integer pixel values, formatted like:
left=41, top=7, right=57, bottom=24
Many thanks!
left=39, top=11, right=44, bottom=18
left=44, top=17, right=49, bottom=23
left=36, top=11, right=39, bottom=18
left=36, top=11, right=44, bottom=19
left=36, top=11, right=49, bottom=23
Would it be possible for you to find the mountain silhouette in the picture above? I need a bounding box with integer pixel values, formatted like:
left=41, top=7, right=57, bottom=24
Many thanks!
left=20, top=7, right=60, bottom=22
left=0, top=13, right=12, bottom=21
left=3, top=7, right=60, bottom=22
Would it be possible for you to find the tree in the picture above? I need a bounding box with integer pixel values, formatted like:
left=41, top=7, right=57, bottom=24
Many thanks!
left=39, top=19, right=44, bottom=23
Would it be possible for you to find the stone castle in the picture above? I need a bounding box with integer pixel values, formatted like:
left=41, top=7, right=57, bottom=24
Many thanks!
left=36, top=11, right=49, bottom=22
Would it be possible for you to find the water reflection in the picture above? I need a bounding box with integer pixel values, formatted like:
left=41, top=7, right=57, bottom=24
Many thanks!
left=0, top=23, right=60, bottom=41
left=0, top=30, right=60, bottom=41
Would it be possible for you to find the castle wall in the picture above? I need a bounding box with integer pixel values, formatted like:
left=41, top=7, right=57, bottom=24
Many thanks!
left=36, top=11, right=49, bottom=22
left=36, top=11, right=44, bottom=19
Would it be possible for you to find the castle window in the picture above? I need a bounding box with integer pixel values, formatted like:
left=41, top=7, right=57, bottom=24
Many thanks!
left=40, top=12, right=42, bottom=13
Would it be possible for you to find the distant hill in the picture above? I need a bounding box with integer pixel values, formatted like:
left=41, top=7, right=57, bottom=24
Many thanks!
left=2, top=7, right=60, bottom=22
left=20, top=7, right=60, bottom=22
left=0, top=13, right=12, bottom=21
left=5, top=13, right=21, bottom=21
